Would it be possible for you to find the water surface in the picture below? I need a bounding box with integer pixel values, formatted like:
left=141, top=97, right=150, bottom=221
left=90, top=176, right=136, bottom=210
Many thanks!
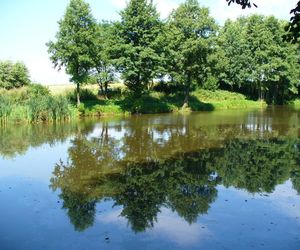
left=0, top=107, right=299, bottom=250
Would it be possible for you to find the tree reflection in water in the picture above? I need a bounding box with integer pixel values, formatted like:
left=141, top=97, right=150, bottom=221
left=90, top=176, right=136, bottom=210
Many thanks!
left=50, top=122, right=300, bottom=232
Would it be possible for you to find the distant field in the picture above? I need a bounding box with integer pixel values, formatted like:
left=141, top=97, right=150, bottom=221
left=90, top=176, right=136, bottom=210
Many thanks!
left=47, top=83, right=125, bottom=95
left=47, top=84, right=76, bottom=95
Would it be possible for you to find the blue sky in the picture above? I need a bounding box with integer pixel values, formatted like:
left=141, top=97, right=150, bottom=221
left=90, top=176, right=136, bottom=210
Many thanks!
left=0, top=0, right=298, bottom=85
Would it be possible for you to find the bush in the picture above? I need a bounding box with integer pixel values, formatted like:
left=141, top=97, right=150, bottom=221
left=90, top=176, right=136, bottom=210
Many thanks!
left=26, top=84, right=50, bottom=99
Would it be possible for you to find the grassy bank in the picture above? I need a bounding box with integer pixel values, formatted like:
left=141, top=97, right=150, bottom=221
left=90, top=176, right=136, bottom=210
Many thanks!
left=76, top=89, right=266, bottom=117
left=0, top=84, right=266, bottom=124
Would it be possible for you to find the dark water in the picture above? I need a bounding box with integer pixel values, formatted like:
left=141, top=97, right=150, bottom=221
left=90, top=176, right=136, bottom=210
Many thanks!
left=0, top=107, right=299, bottom=250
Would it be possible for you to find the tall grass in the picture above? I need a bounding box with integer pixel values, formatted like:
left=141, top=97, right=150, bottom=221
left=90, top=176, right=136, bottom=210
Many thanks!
left=27, top=95, right=76, bottom=122
left=0, top=94, right=12, bottom=123
left=0, top=85, right=77, bottom=123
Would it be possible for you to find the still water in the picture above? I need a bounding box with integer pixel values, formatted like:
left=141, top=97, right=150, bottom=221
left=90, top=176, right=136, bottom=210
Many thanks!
left=0, top=107, right=299, bottom=250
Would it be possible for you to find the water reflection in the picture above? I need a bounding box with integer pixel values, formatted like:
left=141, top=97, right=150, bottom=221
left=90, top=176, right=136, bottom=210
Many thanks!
left=0, top=120, right=95, bottom=159
left=49, top=109, right=300, bottom=233
left=1, top=108, right=300, bottom=249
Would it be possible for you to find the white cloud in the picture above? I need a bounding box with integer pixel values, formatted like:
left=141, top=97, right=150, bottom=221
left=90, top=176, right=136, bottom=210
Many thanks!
left=151, top=208, right=211, bottom=246
left=98, top=207, right=211, bottom=247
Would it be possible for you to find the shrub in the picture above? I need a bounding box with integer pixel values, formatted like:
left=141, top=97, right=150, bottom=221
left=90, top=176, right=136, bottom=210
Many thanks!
left=26, top=84, right=50, bottom=99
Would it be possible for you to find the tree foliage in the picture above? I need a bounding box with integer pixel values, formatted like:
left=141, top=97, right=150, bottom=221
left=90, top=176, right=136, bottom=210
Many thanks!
left=226, top=0, right=300, bottom=43
left=286, top=1, right=300, bottom=43
left=226, top=0, right=257, bottom=9
left=90, top=21, right=115, bottom=99
left=47, top=0, right=98, bottom=105
left=218, top=15, right=300, bottom=104
left=165, top=0, right=217, bottom=107
left=110, top=0, right=163, bottom=96
left=0, top=61, right=30, bottom=89
left=45, top=0, right=300, bottom=105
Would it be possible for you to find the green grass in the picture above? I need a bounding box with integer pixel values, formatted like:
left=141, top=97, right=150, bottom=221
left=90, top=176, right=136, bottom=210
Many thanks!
left=192, top=89, right=266, bottom=110
left=0, top=86, right=77, bottom=124
left=1, top=85, right=267, bottom=124
left=78, top=100, right=126, bottom=117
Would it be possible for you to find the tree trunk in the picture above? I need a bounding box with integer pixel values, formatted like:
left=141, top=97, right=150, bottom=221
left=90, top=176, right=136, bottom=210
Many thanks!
left=182, top=74, right=191, bottom=109
left=98, top=82, right=104, bottom=96
left=76, top=82, right=80, bottom=107
left=104, top=82, right=108, bottom=99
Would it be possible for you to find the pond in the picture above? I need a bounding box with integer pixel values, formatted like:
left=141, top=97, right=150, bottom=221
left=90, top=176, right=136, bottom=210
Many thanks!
left=0, top=107, right=299, bottom=250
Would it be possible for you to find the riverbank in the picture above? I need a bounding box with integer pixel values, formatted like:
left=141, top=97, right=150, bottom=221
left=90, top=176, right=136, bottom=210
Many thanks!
left=0, top=84, right=266, bottom=124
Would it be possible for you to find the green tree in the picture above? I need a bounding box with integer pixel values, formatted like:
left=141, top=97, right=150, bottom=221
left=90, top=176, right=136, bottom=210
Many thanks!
left=215, top=19, right=248, bottom=91
left=0, top=61, right=30, bottom=89
left=285, top=1, right=300, bottom=43
left=47, top=0, right=97, bottom=106
left=218, top=15, right=300, bottom=104
left=165, top=0, right=217, bottom=108
left=226, top=0, right=300, bottom=44
left=111, top=0, right=163, bottom=96
left=90, top=21, right=115, bottom=99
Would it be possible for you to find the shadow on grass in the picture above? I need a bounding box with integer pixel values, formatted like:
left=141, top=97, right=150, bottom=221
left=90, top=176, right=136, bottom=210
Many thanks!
left=116, top=94, right=172, bottom=114
left=163, top=94, right=214, bottom=112
left=78, top=92, right=215, bottom=116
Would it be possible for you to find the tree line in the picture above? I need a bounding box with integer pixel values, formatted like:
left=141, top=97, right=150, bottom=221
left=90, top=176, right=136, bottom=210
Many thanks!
left=44, top=0, right=297, bottom=106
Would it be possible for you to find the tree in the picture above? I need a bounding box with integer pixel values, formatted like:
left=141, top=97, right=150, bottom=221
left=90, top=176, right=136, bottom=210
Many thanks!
left=165, top=0, right=217, bottom=108
left=0, top=61, right=30, bottom=89
left=226, top=0, right=300, bottom=43
left=110, top=0, right=163, bottom=96
left=47, top=0, right=97, bottom=106
left=286, top=1, right=300, bottom=43
left=90, top=21, right=115, bottom=99
left=218, top=15, right=300, bottom=104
